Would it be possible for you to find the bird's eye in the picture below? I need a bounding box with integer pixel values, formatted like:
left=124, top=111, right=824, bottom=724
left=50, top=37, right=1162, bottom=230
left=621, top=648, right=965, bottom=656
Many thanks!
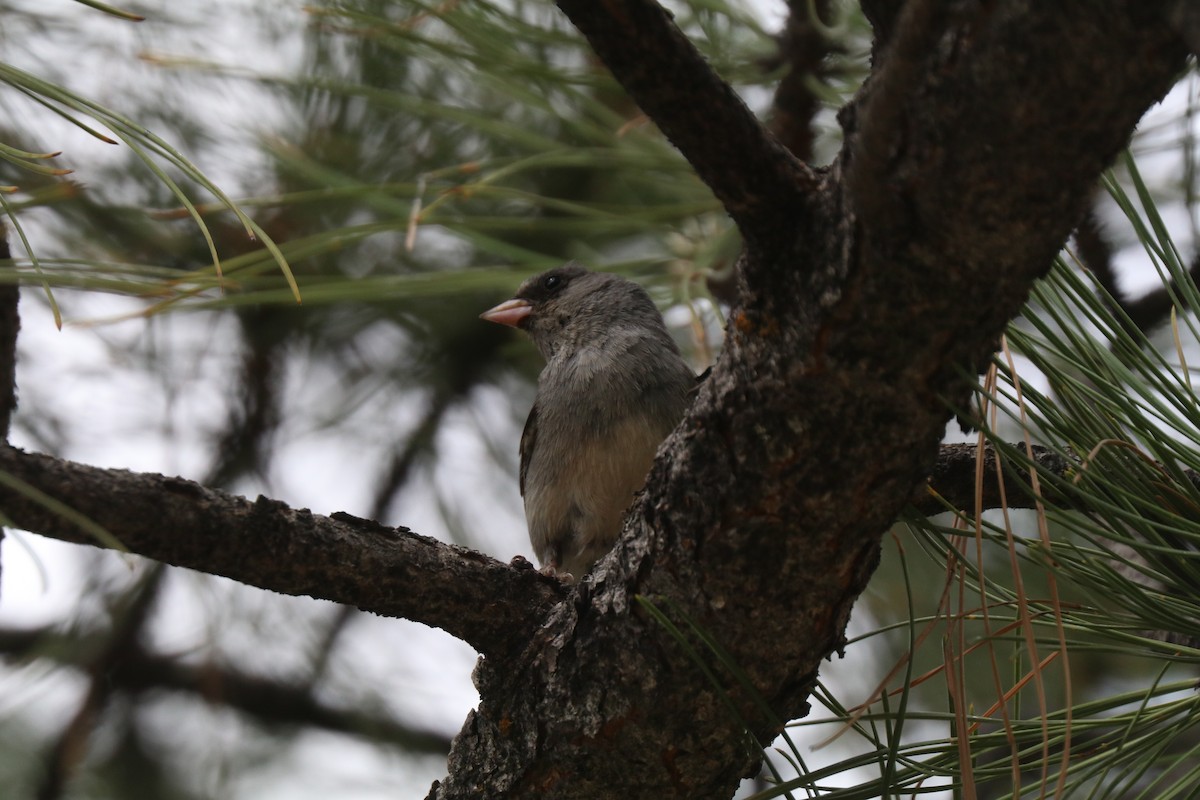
left=542, top=274, right=562, bottom=291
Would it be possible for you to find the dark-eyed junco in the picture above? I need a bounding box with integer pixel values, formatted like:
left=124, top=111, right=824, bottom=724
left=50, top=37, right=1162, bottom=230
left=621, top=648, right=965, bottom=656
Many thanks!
left=481, top=262, right=697, bottom=580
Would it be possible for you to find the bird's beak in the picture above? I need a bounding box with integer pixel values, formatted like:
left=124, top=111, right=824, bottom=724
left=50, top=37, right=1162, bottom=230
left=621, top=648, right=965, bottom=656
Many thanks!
left=480, top=297, right=533, bottom=328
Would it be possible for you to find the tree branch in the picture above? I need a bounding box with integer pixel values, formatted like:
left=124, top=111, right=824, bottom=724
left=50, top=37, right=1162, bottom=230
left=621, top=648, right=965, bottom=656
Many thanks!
left=0, top=226, right=18, bottom=438
left=767, top=0, right=837, bottom=162
left=554, top=0, right=816, bottom=249
left=1074, top=205, right=1200, bottom=337
left=919, top=442, right=1079, bottom=515
left=36, top=569, right=164, bottom=800
left=0, top=225, right=17, bottom=591
left=1169, top=0, right=1200, bottom=54
left=0, top=445, right=564, bottom=662
left=0, top=624, right=454, bottom=754
left=431, top=5, right=1189, bottom=798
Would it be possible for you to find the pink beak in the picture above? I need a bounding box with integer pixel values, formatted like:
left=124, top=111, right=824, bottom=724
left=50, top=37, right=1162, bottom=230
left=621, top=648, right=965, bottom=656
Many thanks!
left=480, top=297, right=533, bottom=328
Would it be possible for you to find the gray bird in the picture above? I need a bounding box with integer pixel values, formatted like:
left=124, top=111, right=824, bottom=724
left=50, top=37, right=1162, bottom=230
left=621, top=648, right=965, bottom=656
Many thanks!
left=480, top=263, right=696, bottom=580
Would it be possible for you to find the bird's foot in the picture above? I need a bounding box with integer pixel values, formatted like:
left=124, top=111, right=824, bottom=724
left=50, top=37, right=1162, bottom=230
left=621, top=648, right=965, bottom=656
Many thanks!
left=539, top=564, right=575, bottom=584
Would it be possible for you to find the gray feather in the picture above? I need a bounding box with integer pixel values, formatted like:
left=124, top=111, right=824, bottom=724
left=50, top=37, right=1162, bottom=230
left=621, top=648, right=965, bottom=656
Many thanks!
left=502, top=263, right=696, bottom=578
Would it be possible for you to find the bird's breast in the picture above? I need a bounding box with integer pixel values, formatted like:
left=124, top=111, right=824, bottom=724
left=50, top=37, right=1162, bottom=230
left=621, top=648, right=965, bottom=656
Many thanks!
left=523, top=410, right=669, bottom=569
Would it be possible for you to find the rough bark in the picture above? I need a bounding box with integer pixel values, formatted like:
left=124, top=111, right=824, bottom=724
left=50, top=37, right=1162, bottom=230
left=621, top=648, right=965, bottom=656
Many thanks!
left=918, top=442, right=1084, bottom=516
left=427, top=2, right=1187, bottom=798
left=0, top=446, right=563, bottom=662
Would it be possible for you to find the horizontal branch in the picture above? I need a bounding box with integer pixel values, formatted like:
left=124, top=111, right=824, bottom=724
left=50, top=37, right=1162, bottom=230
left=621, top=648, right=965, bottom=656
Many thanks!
left=4, top=438, right=1188, bottom=652
left=0, top=446, right=565, bottom=661
left=918, top=442, right=1076, bottom=515
left=0, top=624, right=454, bottom=753
left=555, top=0, right=816, bottom=248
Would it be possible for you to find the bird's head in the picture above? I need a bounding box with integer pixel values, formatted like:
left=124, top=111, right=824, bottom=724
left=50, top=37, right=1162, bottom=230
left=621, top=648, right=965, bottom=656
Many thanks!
left=480, top=263, right=662, bottom=362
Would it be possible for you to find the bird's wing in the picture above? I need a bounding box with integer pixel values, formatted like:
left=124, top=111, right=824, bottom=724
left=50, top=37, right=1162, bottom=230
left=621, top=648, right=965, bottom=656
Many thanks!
left=518, top=401, right=538, bottom=498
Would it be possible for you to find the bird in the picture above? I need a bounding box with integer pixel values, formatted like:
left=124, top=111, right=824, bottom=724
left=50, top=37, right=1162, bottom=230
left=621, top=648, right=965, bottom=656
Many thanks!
left=480, top=262, right=697, bottom=581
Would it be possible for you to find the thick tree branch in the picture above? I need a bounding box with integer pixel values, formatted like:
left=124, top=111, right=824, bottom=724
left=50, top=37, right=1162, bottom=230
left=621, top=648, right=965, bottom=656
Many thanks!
left=554, top=0, right=816, bottom=249
left=0, top=445, right=564, bottom=661
left=431, top=5, right=1190, bottom=799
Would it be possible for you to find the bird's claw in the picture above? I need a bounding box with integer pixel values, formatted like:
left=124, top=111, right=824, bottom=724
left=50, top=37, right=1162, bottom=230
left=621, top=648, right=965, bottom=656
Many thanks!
left=539, top=564, right=575, bottom=584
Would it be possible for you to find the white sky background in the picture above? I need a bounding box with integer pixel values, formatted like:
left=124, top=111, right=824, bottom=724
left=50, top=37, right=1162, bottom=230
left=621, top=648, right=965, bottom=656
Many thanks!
left=0, top=2, right=1198, bottom=798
